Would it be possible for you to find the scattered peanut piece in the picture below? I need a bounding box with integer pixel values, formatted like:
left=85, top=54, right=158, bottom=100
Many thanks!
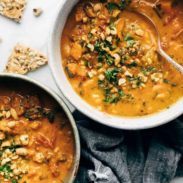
left=33, top=8, right=43, bottom=17
left=5, top=43, right=48, bottom=75
left=135, top=29, right=144, bottom=37
left=0, top=0, right=27, bottom=23
left=16, top=148, right=28, bottom=156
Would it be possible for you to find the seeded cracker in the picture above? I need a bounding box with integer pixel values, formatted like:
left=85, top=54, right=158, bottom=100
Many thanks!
left=0, top=0, right=27, bottom=23
left=5, top=44, right=48, bottom=74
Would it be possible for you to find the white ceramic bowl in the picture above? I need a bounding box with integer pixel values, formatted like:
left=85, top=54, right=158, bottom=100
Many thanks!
left=48, top=0, right=183, bottom=130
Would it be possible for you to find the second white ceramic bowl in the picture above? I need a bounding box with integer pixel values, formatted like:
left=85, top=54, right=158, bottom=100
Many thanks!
left=48, top=0, right=183, bottom=130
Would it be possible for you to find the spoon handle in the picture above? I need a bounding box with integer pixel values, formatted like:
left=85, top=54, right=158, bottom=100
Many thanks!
left=158, top=45, right=183, bottom=74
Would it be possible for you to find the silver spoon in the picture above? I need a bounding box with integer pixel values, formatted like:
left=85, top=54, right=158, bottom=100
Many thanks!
left=130, top=10, right=183, bottom=74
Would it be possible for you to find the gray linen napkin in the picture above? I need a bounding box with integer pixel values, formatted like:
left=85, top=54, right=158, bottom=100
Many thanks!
left=74, top=111, right=183, bottom=183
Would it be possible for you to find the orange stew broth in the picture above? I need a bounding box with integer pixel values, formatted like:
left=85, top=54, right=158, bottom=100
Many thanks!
left=0, top=81, right=74, bottom=183
left=62, top=0, right=183, bottom=116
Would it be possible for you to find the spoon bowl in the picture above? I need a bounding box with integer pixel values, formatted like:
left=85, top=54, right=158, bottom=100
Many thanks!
left=130, top=10, right=183, bottom=74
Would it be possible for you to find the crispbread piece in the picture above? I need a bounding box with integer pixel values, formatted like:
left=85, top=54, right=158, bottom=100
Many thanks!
left=0, top=0, right=27, bottom=23
left=5, top=44, right=48, bottom=74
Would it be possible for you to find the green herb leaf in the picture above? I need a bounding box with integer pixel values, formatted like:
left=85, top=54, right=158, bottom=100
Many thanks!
left=104, top=94, right=120, bottom=103
left=106, top=3, right=118, bottom=12
left=98, top=53, right=104, bottom=62
left=118, top=89, right=125, bottom=97
left=163, top=79, right=177, bottom=87
left=94, top=42, right=101, bottom=52
left=105, top=54, right=114, bottom=65
left=0, top=164, right=12, bottom=173
left=104, top=89, right=125, bottom=104
left=12, top=180, right=18, bottom=183
left=142, top=66, right=157, bottom=75
left=105, top=68, right=120, bottom=85
left=106, top=0, right=131, bottom=12
left=124, top=33, right=135, bottom=46
left=119, top=0, right=132, bottom=10
left=98, top=80, right=105, bottom=88
left=124, top=33, right=133, bottom=41
left=126, top=62, right=138, bottom=68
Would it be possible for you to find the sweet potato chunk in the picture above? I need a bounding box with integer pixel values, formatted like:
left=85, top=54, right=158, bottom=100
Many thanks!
left=116, top=18, right=125, bottom=40
left=70, top=43, right=83, bottom=60
left=67, top=63, right=87, bottom=77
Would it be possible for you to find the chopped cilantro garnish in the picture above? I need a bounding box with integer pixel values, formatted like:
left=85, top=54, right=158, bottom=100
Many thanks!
left=142, top=66, right=157, bottom=75
left=104, top=40, right=116, bottom=51
left=0, top=164, right=12, bottom=173
left=118, top=89, right=125, bottom=97
left=105, top=54, right=114, bottom=65
left=98, top=53, right=104, bottom=62
left=127, top=76, right=143, bottom=87
left=104, top=94, right=120, bottom=103
left=98, top=80, right=105, bottom=88
left=106, top=3, right=118, bottom=12
left=124, top=33, right=134, bottom=41
left=104, top=89, right=126, bottom=104
left=94, top=42, right=106, bottom=62
left=126, top=62, right=138, bottom=68
left=94, top=41, right=115, bottom=64
left=12, top=180, right=18, bottom=183
left=94, top=42, right=101, bottom=52
left=127, top=40, right=135, bottom=46
left=106, top=0, right=131, bottom=12
left=163, top=79, right=177, bottom=87
left=119, top=0, right=131, bottom=10
left=105, top=68, right=120, bottom=85
left=0, top=163, right=18, bottom=182
left=124, top=33, right=135, bottom=46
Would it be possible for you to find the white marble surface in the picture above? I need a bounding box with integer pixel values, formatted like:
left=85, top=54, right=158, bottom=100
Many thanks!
left=0, top=0, right=182, bottom=182
left=0, top=0, right=59, bottom=90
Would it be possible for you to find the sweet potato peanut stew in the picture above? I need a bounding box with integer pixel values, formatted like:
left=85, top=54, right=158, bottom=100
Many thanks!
left=0, top=83, right=74, bottom=183
left=62, top=0, right=183, bottom=116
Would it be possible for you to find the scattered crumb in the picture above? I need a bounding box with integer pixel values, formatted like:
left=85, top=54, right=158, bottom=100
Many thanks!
left=33, top=8, right=43, bottom=17
left=0, top=0, right=27, bottom=23
left=5, top=43, right=48, bottom=75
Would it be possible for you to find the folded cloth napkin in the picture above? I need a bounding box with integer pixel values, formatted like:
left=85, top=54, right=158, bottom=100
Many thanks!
left=73, top=111, right=183, bottom=183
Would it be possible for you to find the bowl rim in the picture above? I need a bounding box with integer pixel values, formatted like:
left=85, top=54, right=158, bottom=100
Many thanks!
left=48, top=0, right=183, bottom=130
left=0, top=73, right=80, bottom=183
